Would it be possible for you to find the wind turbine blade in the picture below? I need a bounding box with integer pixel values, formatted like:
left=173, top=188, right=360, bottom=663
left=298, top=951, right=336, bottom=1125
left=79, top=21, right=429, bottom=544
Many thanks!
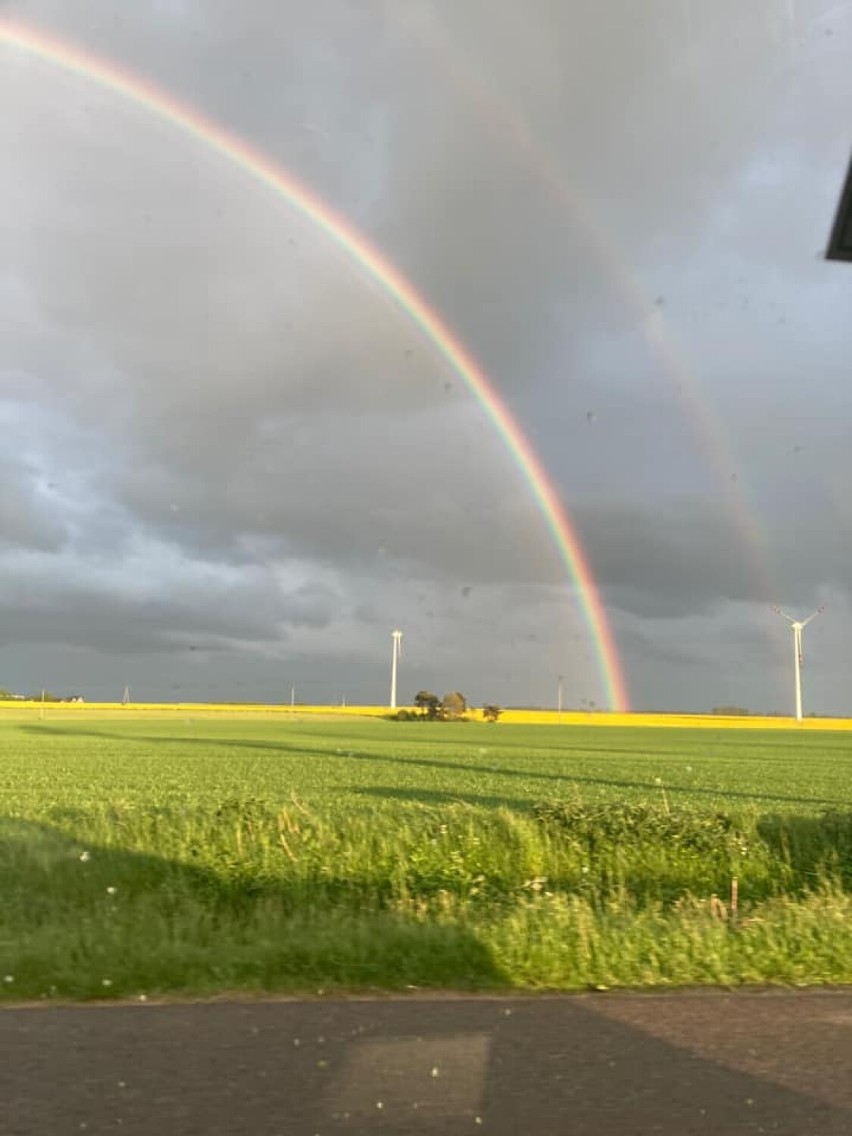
left=801, top=606, right=825, bottom=627
left=772, top=606, right=796, bottom=623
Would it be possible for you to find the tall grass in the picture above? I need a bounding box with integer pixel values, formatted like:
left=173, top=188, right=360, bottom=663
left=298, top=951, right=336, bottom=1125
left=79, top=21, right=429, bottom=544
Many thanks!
left=3, top=798, right=852, bottom=999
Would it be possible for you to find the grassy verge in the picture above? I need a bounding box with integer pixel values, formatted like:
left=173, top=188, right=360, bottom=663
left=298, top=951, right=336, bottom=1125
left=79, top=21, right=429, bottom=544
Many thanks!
left=3, top=799, right=852, bottom=999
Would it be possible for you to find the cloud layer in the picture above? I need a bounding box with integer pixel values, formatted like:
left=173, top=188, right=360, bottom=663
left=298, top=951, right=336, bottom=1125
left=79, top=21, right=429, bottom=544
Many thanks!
left=1, top=0, right=851, bottom=712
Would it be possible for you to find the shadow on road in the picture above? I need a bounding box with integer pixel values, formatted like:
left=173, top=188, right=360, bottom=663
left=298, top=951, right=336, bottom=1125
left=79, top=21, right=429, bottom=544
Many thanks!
left=2, top=993, right=851, bottom=1135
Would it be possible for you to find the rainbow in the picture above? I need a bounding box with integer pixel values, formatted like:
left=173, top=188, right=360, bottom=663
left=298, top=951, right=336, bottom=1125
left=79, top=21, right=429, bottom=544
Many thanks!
left=408, top=11, right=781, bottom=631
left=0, top=18, right=630, bottom=710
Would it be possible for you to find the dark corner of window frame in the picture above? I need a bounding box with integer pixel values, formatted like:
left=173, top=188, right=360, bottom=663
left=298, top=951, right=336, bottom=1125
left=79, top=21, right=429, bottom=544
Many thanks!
left=826, top=153, right=852, bottom=263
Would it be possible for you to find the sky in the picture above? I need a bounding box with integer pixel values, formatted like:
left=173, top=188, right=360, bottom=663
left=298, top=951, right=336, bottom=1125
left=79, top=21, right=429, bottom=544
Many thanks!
left=1, top=0, right=851, bottom=713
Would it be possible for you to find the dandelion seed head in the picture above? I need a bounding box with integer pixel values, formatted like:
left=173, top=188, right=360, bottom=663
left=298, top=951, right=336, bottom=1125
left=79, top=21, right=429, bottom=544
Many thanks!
left=79, top=851, right=90, bottom=862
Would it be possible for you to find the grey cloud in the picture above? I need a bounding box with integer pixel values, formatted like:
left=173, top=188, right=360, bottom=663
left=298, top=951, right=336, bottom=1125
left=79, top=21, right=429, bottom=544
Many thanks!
left=574, top=496, right=760, bottom=619
left=1, top=1, right=851, bottom=711
left=0, top=481, right=68, bottom=553
left=575, top=493, right=850, bottom=621
left=0, top=554, right=342, bottom=654
left=0, top=436, right=70, bottom=552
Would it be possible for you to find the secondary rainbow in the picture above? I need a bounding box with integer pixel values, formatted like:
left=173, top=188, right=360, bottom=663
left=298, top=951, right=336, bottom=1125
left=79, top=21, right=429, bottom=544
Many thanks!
left=409, top=11, right=781, bottom=625
left=0, top=18, right=630, bottom=711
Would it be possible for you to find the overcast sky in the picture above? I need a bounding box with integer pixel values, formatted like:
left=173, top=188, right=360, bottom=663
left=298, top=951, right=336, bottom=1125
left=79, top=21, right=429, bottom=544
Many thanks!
left=1, top=0, right=851, bottom=712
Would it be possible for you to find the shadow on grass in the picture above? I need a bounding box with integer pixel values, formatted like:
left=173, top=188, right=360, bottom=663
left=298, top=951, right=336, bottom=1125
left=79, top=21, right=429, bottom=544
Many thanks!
left=20, top=723, right=848, bottom=811
left=350, top=785, right=535, bottom=811
left=0, top=816, right=506, bottom=996
left=757, top=811, right=852, bottom=890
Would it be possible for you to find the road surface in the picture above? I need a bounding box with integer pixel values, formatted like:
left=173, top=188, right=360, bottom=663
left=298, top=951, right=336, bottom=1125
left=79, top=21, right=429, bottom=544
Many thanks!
left=3, top=990, right=852, bottom=1134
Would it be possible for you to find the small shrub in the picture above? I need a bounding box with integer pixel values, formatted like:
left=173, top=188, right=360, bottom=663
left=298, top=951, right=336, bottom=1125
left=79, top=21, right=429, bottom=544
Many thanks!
left=533, top=800, right=743, bottom=856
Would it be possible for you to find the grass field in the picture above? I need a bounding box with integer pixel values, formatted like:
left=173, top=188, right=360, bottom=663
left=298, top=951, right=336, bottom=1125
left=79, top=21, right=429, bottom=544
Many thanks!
left=2, top=709, right=852, bottom=1000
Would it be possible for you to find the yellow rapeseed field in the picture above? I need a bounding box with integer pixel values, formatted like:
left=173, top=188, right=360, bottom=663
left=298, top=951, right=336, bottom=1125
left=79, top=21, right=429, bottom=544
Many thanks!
left=2, top=701, right=850, bottom=729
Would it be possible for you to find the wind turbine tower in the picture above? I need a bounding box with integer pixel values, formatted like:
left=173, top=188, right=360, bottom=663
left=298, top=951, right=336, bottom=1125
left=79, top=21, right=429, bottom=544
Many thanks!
left=390, top=629, right=403, bottom=709
left=772, top=606, right=824, bottom=722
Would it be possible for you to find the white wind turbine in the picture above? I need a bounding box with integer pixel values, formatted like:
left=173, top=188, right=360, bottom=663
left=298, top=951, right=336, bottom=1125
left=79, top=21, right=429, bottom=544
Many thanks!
left=389, top=629, right=403, bottom=709
left=772, top=605, right=824, bottom=722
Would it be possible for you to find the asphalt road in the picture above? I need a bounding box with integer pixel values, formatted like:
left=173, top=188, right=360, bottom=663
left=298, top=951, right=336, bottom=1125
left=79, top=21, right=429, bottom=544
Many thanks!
left=3, top=991, right=852, bottom=1135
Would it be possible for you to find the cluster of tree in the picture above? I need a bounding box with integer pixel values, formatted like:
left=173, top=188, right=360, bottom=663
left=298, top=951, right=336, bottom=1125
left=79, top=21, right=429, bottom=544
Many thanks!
left=412, top=690, right=462, bottom=720
left=394, top=691, right=501, bottom=723
left=0, top=689, right=84, bottom=703
left=711, top=705, right=751, bottom=716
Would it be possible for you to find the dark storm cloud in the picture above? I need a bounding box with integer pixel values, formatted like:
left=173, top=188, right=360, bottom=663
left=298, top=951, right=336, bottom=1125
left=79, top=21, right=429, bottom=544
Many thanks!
left=575, top=492, right=851, bottom=621
left=1, top=0, right=851, bottom=710
left=0, top=458, right=68, bottom=552
left=574, top=496, right=759, bottom=620
left=0, top=554, right=341, bottom=654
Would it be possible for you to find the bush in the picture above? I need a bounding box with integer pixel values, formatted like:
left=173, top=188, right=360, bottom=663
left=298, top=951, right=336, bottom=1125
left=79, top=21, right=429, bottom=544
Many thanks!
left=533, top=800, right=744, bottom=856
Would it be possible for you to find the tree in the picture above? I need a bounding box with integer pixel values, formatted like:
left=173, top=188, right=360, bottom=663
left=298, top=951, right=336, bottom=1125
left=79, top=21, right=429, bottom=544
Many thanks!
left=440, top=691, right=467, bottom=720
left=482, top=704, right=502, bottom=723
left=414, top=690, right=440, bottom=720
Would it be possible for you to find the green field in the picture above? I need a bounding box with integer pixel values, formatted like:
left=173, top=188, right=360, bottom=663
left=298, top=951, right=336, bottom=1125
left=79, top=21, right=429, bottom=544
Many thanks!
left=2, top=712, right=852, bottom=1000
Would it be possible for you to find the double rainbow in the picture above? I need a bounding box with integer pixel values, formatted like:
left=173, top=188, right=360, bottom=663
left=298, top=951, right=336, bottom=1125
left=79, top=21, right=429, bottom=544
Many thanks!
left=0, top=18, right=629, bottom=710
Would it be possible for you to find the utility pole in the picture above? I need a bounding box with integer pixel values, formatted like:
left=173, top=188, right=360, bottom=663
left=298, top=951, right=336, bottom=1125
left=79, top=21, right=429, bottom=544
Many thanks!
left=558, top=675, right=564, bottom=714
